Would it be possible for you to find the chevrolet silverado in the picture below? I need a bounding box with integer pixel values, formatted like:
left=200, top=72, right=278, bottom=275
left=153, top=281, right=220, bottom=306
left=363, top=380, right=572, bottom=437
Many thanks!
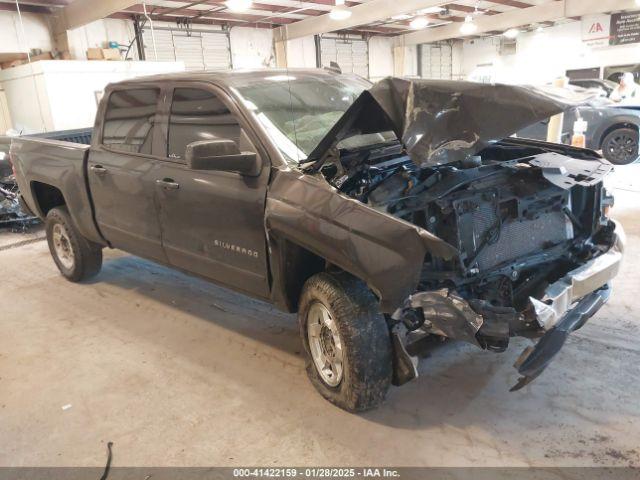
left=6, top=70, right=625, bottom=412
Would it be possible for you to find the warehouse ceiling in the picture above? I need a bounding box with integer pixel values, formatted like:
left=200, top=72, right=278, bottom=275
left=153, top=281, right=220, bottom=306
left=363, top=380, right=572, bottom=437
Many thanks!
left=0, top=0, right=566, bottom=36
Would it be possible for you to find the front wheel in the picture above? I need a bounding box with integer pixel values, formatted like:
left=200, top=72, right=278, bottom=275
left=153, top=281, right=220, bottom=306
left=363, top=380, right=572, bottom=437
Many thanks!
left=602, top=127, right=639, bottom=165
left=46, top=206, right=103, bottom=282
left=298, top=272, right=393, bottom=412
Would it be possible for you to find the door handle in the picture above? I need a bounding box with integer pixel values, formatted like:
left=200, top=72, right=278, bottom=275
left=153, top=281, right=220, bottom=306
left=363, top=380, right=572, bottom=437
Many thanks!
left=156, top=178, right=180, bottom=190
left=90, top=165, right=107, bottom=175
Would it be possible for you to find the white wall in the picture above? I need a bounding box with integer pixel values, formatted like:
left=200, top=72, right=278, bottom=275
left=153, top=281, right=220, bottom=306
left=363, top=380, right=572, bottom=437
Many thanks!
left=229, top=27, right=274, bottom=69
left=461, top=21, right=640, bottom=84
left=0, top=87, right=13, bottom=134
left=0, top=11, right=53, bottom=55
left=0, top=11, right=134, bottom=61
left=285, top=36, right=317, bottom=68
left=0, top=60, right=185, bottom=133
left=403, top=44, right=418, bottom=77
left=67, top=19, right=137, bottom=60
left=369, top=36, right=394, bottom=81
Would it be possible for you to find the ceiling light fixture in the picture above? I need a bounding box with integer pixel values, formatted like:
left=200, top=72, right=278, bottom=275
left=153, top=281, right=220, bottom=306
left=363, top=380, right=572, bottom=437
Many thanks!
left=226, top=0, right=252, bottom=12
left=418, top=6, right=445, bottom=15
left=391, top=14, right=412, bottom=21
left=460, top=15, right=477, bottom=35
left=409, top=16, right=429, bottom=29
left=503, top=28, right=520, bottom=39
left=329, top=0, right=352, bottom=20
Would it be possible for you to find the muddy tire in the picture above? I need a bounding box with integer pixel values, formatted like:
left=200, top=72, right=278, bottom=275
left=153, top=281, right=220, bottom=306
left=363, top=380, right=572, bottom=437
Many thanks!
left=46, top=206, right=102, bottom=282
left=602, top=127, right=639, bottom=165
left=298, top=272, right=393, bottom=412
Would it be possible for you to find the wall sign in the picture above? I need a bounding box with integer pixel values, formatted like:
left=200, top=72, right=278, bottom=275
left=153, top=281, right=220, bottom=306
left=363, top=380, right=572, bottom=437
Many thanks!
left=582, top=14, right=611, bottom=48
left=610, top=11, right=640, bottom=46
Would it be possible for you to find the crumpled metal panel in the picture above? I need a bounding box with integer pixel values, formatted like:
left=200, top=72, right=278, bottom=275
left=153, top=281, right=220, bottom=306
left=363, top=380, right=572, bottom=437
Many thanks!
left=308, top=78, right=595, bottom=169
left=265, top=169, right=458, bottom=313
left=530, top=220, right=625, bottom=330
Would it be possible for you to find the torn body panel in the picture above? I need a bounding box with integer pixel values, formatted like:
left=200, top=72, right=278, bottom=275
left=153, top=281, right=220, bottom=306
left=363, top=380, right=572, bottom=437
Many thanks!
left=265, top=169, right=457, bottom=314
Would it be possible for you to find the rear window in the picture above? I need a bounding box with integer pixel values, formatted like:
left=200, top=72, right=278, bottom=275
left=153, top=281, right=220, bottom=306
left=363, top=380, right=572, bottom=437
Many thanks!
left=102, top=88, right=159, bottom=155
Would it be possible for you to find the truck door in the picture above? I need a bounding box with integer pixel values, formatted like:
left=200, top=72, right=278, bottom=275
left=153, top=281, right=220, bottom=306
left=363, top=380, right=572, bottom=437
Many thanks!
left=153, top=86, right=270, bottom=298
left=87, top=87, right=166, bottom=262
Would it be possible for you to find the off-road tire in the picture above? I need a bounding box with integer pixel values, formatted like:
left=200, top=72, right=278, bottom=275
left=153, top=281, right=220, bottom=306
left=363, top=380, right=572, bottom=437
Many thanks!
left=602, top=127, right=639, bottom=165
left=46, top=206, right=103, bottom=282
left=298, top=272, right=393, bottom=412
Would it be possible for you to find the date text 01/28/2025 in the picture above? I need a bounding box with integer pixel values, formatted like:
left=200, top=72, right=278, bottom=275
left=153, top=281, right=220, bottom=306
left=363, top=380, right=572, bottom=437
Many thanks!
left=232, top=468, right=400, bottom=478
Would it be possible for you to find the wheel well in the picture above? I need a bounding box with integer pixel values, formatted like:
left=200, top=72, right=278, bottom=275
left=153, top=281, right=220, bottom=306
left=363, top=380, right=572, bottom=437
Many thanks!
left=280, top=240, right=328, bottom=312
left=599, top=123, right=639, bottom=148
left=31, top=182, right=65, bottom=216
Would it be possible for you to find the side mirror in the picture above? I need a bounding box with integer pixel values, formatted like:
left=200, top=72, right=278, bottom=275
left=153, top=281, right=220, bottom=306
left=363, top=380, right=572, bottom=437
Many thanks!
left=185, top=139, right=261, bottom=176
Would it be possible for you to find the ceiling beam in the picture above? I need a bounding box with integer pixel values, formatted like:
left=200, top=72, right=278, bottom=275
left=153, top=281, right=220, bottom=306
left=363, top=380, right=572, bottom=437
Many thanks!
left=0, top=1, right=52, bottom=13
left=274, top=0, right=453, bottom=41
left=486, top=0, right=533, bottom=8
left=395, top=0, right=639, bottom=45
left=122, top=4, right=299, bottom=25
left=52, top=0, right=137, bottom=32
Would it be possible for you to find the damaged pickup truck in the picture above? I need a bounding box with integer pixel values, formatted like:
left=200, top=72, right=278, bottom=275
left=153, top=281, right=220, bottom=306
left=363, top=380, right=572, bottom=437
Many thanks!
left=8, top=70, right=624, bottom=411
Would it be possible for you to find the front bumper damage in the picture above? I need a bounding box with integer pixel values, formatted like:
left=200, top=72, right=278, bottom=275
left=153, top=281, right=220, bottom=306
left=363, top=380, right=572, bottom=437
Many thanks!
left=392, top=220, right=625, bottom=390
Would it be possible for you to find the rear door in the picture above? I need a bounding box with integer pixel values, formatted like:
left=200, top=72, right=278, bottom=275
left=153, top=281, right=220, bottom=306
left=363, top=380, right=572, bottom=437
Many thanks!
left=87, top=86, right=166, bottom=262
left=152, top=84, right=271, bottom=298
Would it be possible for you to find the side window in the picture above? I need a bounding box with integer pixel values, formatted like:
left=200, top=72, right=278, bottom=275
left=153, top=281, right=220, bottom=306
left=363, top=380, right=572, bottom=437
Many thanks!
left=102, top=88, right=159, bottom=155
left=167, top=88, right=255, bottom=161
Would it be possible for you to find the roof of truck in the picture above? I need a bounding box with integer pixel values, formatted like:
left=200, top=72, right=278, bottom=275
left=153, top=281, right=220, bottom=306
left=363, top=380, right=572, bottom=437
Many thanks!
left=108, top=68, right=346, bottom=89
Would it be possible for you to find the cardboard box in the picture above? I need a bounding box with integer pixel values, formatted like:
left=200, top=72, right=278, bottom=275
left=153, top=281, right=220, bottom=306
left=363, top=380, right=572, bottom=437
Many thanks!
left=87, top=48, right=121, bottom=61
left=0, top=58, right=27, bottom=69
left=31, top=52, right=53, bottom=61
left=102, top=48, right=121, bottom=61
left=87, top=47, right=104, bottom=60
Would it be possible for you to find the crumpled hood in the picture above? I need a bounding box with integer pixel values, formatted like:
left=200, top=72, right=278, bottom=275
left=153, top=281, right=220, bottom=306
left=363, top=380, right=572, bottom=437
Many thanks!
left=307, top=77, right=595, bottom=168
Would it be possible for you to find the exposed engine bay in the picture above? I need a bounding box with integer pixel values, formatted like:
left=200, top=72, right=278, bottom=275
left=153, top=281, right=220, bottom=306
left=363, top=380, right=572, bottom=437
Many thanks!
left=318, top=138, right=621, bottom=390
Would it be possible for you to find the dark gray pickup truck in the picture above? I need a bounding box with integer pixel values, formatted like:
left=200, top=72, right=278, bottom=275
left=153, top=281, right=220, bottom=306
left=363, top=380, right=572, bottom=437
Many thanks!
left=7, top=69, right=625, bottom=411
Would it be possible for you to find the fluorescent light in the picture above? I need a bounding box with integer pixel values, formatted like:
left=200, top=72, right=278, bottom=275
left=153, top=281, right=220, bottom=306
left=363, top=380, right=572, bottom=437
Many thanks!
left=409, top=16, right=429, bottom=29
left=419, top=6, right=444, bottom=14
left=226, top=0, right=252, bottom=12
left=329, top=0, right=351, bottom=20
left=460, top=15, right=477, bottom=35
left=503, top=28, right=520, bottom=39
left=329, top=7, right=351, bottom=20
left=391, top=14, right=412, bottom=21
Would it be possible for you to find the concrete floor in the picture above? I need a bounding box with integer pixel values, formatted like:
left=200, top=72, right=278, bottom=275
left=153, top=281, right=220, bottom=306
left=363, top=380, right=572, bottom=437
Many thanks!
left=1, top=165, right=639, bottom=468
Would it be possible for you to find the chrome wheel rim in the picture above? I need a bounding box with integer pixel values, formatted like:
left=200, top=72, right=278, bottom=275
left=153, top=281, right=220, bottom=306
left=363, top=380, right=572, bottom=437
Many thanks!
left=307, top=302, right=344, bottom=387
left=52, top=223, right=74, bottom=269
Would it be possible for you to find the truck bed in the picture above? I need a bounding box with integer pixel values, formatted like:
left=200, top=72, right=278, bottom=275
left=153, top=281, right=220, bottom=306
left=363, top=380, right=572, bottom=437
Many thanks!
left=9, top=131, right=103, bottom=244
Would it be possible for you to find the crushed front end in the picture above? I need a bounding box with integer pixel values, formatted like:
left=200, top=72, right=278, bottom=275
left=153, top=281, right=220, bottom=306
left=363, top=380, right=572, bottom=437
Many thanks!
left=306, top=78, right=625, bottom=390
left=366, top=146, right=623, bottom=390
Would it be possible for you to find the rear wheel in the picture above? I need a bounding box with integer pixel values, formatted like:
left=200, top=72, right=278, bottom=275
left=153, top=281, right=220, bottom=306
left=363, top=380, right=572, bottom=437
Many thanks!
left=46, top=206, right=103, bottom=282
left=602, top=127, right=639, bottom=165
left=298, top=272, right=393, bottom=412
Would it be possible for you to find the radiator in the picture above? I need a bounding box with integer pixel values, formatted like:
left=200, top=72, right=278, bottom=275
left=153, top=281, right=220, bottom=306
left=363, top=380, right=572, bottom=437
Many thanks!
left=463, top=201, right=573, bottom=271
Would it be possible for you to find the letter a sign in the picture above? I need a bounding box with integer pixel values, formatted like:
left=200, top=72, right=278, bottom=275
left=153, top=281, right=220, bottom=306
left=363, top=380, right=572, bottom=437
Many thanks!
left=582, top=14, right=611, bottom=48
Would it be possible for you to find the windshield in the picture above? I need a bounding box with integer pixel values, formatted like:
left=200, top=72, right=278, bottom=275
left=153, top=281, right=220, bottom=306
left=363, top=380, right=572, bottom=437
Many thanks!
left=233, top=73, right=371, bottom=164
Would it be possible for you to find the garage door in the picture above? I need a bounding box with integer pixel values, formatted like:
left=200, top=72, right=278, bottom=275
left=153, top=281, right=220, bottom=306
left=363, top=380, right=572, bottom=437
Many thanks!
left=319, top=35, right=369, bottom=79
left=142, top=27, right=231, bottom=71
left=419, top=43, right=453, bottom=80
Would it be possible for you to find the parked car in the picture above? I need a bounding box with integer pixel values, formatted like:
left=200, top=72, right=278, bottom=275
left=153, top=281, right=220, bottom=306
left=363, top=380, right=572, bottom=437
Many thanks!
left=568, top=78, right=618, bottom=97
left=6, top=71, right=624, bottom=411
left=518, top=92, right=640, bottom=165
